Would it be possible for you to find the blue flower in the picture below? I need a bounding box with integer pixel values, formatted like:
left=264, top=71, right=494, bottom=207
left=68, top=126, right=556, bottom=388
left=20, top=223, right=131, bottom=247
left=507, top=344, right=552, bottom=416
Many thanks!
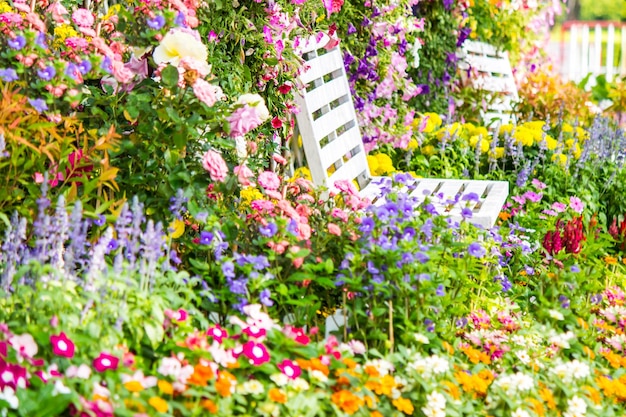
left=35, top=32, right=47, bottom=49
left=78, top=60, right=92, bottom=75
left=260, top=289, right=274, bottom=307
left=28, top=98, right=48, bottom=113
left=590, top=293, right=603, bottom=304
left=65, top=63, right=79, bottom=80
left=467, top=242, right=486, bottom=258
left=227, top=277, right=247, bottom=295
left=101, top=56, right=113, bottom=74
left=424, top=318, right=435, bottom=332
left=461, top=207, right=473, bottom=219
left=436, top=284, right=445, bottom=296
left=174, top=11, right=186, bottom=27
left=93, top=215, right=106, bottom=227
left=37, top=66, right=56, bottom=81
left=147, top=15, right=165, bottom=30
left=221, top=261, right=235, bottom=279
left=0, top=68, right=18, bottom=82
left=359, top=217, right=375, bottom=234
left=8, top=36, right=26, bottom=50
left=259, top=223, right=278, bottom=237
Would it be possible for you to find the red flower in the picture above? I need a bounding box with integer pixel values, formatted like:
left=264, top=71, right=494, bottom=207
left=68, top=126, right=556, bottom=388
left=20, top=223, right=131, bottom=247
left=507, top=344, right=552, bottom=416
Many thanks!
left=93, top=353, right=119, bottom=372
left=50, top=332, right=75, bottom=358
left=271, top=116, right=283, bottom=129
left=277, top=84, right=292, bottom=95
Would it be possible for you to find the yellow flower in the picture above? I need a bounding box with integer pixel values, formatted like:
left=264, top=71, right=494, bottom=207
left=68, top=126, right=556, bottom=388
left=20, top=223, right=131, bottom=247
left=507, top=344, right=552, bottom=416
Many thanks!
left=0, top=1, right=12, bottom=12
left=489, top=147, right=505, bottom=159
left=240, top=187, right=264, bottom=207
left=551, top=153, right=567, bottom=167
left=544, top=135, right=558, bottom=150
left=148, top=397, right=169, bottom=413
left=158, top=380, right=174, bottom=395
left=437, top=123, right=463, bottom=140
left=124, top=380, right=144, bottom=393
left=524, top=121, right=546, bottom=131
left=562, top=123, right=574, bottom=133
left=421, top=145, right=436, bottom=156
left=153, top=30, right=209, bottom=69
left=367, top=155, right=380, bottom=176
left=469, top=135, right=490, bottom=153
left=513, top=128, right=534, bottom=147
left=168, top=219, right=185, bottom=239
left=414, top=112, right=442, bottom=133
left=291, top=166, right=312, bottom=181
left=406, top=139, right=419, bottom=150
left=103, top=4, right=121, bottom=20
left=576, top=127, right=589, bottom=141
left=498, top=124, right=514, bottom=135
left=375, top=153, right=394, bottom=175
left=53, top=24, right=79, bottom=49
left=392, top=397, right=414, bottom=415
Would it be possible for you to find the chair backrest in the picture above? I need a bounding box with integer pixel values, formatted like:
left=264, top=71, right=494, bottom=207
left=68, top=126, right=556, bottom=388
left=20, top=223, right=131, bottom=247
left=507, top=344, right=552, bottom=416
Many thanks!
left=293, top=34, right=373, bottom=193
left=458, top=40, right=519, bottom=126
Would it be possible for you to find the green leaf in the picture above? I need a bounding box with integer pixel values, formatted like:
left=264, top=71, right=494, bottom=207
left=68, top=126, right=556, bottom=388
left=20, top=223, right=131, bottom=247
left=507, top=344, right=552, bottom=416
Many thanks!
left=160, top=65, right=180, bottom=89
left=144, top=320, right=165, bottom=348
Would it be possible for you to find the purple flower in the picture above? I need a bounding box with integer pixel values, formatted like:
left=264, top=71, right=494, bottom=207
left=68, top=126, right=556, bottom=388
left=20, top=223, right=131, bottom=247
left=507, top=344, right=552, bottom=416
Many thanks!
left=199, top=231, right=214, bottom=245
left=416, top=84, right=430, bottom=95
left=457, top=27, right=472, bottom=47
left=467, top=242, right=486, bottom=258
left=101, top=56, right=113, bottom=74
left=35, top=32, right=47, bottom=49
left=523, top=191, right=542, bottom=203
left=359, top=217, right=375, bottom=234
left=169, top=189, right=188, bottom=220
left=0, top=68, right=18, bottom=82
left=462, top=192, right=479, bottom=203
left=65, top=63, right=80, bottom=80
left=106, top=238, right=119, bottom=253
left=37, top=66, right=56, bottom=81
left=590, top=293, right=603, bottom=304
left=221, top=261, right=235, bottom=279
left=93, top=215, right=106, bottom=227
left=259, top=223, right=278, bottom=237
left=8, top=36, right=26, bottom=50
left=424, top=318, right=435, bottom=332
left=147, top=15, right=165, bottom=30
left=260, top=289, right=274, bottom=307
left=559, top=295, right=570, bottom=309
left=456, top=317, right=468, bottom=328
left=78, top=60, right=92, bottom=75
left=570, top=265, right=580, bottom=273
left=461, top=207, right=473, bottom=219
left=569, top=196, right=584, bottom=213
left=228, top=277, right=247, bottom=295
left=174, top=11, right=186, bottom=27
left=436, top=284, right=445, bottom=296
left=347, top=23, right=357, bottom=35
left=28, top=98, right=48, bottom=113
left=286, top=219, right=299, bottom=236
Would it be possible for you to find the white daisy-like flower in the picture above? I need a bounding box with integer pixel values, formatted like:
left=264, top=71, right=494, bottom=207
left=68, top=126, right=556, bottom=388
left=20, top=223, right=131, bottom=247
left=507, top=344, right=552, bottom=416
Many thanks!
left=290, top=377, right=310, bottom=391
left=270, top=373, right=288, bottom=387
left=239, top=379, right=265, bottom=395
left=511, top=408, right=531, bottom=417
left=414, top=333, right=429, bottom=344
left=425, top=391, right=446, bottom=410
left=427, top=355, right=449, bottom=375
left=310, top=369, right=328, bottom=383
left=549, top=309, right=564, bottom=321
left=515, top=349, right=531, bottom=365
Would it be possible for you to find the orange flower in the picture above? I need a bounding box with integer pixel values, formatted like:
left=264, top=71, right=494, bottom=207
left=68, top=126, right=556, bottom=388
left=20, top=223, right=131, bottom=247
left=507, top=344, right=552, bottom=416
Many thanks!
left=200, top=399, right=219, bottom=413
left=528, top=398, right=545, bottom=417
left=124, top=399, right=146, bottom=412
left=392, top=397, right=414, bottom=415
left=296, top=358, right=330, bottom=376
left=188, top=362, right=214, bottom=386
left=371, top=411, right=383, bottom=417
left=602, top=350, right=623, bottom=368
left=342, top=358, right=357, bottom=369
left=442, top=341, right=455, bottom=355
left=123, top=381, right=144, bottom=393
left=331, top=390, right=364, bottom=415
left=269, top=388, right=287, bottom=404
left=364, top=365, right=380, bottom=378
left=583, top=346, right=596, bottom=359
left=148, top=397, right=169, bottom=413
left=538, top=387, right=556, bottom=410
left=605, top=256, right=618, bottom=265
left=498, top=211, right=511, bottom=221
left=583, top=385, right=602, bottom=405
left=158, top=380, right=174, bottom=395
left=443, top=380, right=461, bottom=401
left=216, top=371, right=236, bottom=397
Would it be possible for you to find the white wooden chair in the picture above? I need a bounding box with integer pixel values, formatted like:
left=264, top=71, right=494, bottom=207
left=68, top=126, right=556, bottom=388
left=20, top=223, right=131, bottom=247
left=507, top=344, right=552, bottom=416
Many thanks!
left=293, top=34, right=509, bottom=228
left=457, top=40, right=519, bottom=126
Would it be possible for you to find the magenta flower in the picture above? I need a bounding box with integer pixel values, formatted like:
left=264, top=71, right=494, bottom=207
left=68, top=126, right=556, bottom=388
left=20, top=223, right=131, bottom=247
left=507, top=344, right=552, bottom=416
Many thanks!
left=207, top=325, right=228, bottom=344
left=322, top=0, right=344, bottom=14
left=201, top=150, right=228, bottom=182
left=277, top=359, right=301, bottom=379
left=242, top=341, right=270, bottom=365
left=165, top=308, right=188, bottom=323
left=93, top=353, right=119, bottom=372
left=552, top=202, right=567, bottom=213
left=243, top=325, right=266, bottom=339
left=50, top=332, right=75, bottom=358
left=569, top=196, right=584, bottom=214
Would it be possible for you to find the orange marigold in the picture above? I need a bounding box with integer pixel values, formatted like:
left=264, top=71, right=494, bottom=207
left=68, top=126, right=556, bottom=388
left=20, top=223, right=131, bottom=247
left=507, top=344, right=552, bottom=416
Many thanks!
left=188, top=363, right=214, bottom=386
left=538, top=387, right=557, bottom=410
left=392, top=397, right=414, bottom=415
left=148, top=397, right=169, bottom=413
left=200, top=399, right=218, bottom=413
left=269, top=388, right=287, bottom=404
left=443, top=381, right=461, bottom=401
left=216, top=371, right=236, bottom=397
left=371, top=411, right=383, bottom=417
left=331, top=389, right=364, bottom=415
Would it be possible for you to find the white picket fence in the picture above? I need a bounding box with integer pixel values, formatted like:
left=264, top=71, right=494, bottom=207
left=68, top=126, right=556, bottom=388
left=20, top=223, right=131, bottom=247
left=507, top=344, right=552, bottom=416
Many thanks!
left=558, top=21, right=626, bottom=83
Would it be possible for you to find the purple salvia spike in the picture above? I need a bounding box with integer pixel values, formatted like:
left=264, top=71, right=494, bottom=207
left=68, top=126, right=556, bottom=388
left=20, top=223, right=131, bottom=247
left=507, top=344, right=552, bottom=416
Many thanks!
left=49, top=195, right=69, bottom=270
left=85, top=227, right=113, bottom=289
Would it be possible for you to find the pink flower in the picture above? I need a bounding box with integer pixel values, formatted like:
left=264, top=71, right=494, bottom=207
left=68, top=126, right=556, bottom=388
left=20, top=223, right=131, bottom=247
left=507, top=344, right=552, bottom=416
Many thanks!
left=66, top=364, right=92, bottom=379
left=234, top=165, right=254, bottom=186
left=242, top=341, right=270, bottom=366
left=165, top=308, right=188, bottom=323
left=93, top=353, right=119, bottom=372
left=283, top=325, right=310, bottom=345
left=72, top=8, right=94, bottom=27
left=9, top=333, right=38, bottom=358
left=47, top=2, right=69, bottom=24
left=277, top=359, right=301, bottom=379
left=569, top=196, right=584, bottom=214
left=258, top=171, right=280, bottom=190
left=327, top=223, right=342, bottom=236
left=207, top=325, right=228, bottom=344
left=243, top=325, right=266, bottom=339
left=201, top=150, right=228, bottom=182
left=552, top=202, right=567, bottom=213
left=531, top=178, right=547, bottom=189
left=331, top=208, right=348, bottom=222
left=50, top=332, right=75, bottom=358
left=227, top=105, right=263, bottom=137
left=193, top=79, right=219, bottom=107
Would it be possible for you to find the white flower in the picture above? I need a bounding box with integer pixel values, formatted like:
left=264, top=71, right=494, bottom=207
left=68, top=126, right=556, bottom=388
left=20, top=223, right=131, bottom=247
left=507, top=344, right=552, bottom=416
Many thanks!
left=570, top=360, right=590, bottom=380
left=270, top=373, right=289, bottom=387
left=515, top=350, right=530, bottom=365
left=158, top=357, right=182, bottom=377
left=425, top=391, right=446, bottom=410
left=0, top=386, right=18, bottom=409
left=310, top=369, right=328, bottom=383
left=290, top=377, right=310, bottom=391
left=9, top=333, right=38, bottom=358
left=414, top=333, right=429, bottom=344
left=153, top=29, right=208, bottom=68
left=427, top=355, right=449, bottom=375
left=512, top=408, right=531, bottom=417
left=239, top=379, right=265, bottom=395
left=66, top=364, right=92, bottom=379
left=549, top=309, right=564, bottom=321
left=421, top=406, right=446, bottom=417
left=52, top=380, right=71, bottom=396
left=564, top=395, right=587, bottom=417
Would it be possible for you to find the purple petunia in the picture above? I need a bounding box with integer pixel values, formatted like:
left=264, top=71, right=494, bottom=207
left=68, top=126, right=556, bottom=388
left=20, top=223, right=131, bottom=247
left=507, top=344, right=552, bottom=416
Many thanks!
left=77, top=60, right=92, bottom=75
left=0, top=68, right=18, bottom=82
left=37, top=66, right=56, bottom=81
left=260, top=289, right=274, bottom=307
left=147, top=15, right=165, bottom=30
left=199, top=231, right=214, bottom=245
left=28, top=98, right=48, bottom=113
left=8, top=36, right=26, bottom=50
left=259, top=223, right=278, bottom=237
left=467, top=242, right=486, bottom=258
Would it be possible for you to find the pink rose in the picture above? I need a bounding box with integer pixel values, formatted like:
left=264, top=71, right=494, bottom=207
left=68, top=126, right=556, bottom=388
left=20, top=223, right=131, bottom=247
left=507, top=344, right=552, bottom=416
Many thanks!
left=72, top=8, right=94, bottom=27
left=327, top=223, right=342, bottom=236
left=193, top=79, right=219, bottom=107
left=234, top=165, right=254, bottom=186
left=258, top=171, right=280, bottom=190
left=201, top=150, right=228, bottom=182
left=227, top=105, right=263, bottom=137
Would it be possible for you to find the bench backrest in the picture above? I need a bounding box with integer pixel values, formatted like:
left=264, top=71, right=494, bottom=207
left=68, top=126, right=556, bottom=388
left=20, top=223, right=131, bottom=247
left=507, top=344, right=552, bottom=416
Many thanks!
left=293, top=34, right=372, bottom=193
left=458, top=40, right=519, bottom=126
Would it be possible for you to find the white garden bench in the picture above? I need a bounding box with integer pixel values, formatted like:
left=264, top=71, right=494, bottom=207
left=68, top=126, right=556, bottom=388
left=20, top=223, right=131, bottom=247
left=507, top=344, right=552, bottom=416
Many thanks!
left=293, top=34, right=509, bottom=229
left=457, top=40, right=519, bottom=126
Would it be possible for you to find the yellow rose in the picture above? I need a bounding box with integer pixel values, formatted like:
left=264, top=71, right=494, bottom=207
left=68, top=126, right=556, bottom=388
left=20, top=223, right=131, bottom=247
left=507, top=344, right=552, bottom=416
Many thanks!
left=153, top=30, right=209, bottom=68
